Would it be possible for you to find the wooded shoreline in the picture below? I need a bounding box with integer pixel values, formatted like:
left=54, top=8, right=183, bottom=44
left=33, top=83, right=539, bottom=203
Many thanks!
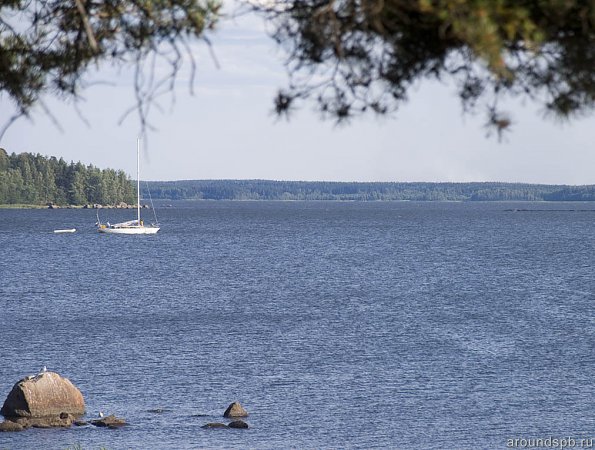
left=2, top=150, right=595, bottom=205
left=145, top=180, right=595, bottom=202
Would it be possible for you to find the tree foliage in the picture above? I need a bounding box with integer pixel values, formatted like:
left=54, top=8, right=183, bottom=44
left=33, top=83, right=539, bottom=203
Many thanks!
left=254, top=0, right=595, bottom=134
left=1, top=1, right=593, bottom=137
left=0, top=0, right=220, bottom=135
left=0, top=148, right=136, bottom=205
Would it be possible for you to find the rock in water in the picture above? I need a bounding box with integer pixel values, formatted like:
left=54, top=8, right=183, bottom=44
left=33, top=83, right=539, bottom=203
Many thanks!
left=90, top=414, right=126, bottom=428
left=0, top=420, right=24, bottom=432
left=223, top=401, right=248, bottom=418
left=201, top=422, right=228, bottom=429
left=0, top=372, right=85, bottom=418
left=228, top=420, right=249, bottom=429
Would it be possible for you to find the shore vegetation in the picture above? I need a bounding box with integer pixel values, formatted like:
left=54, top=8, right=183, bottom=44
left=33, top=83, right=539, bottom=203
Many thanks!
left=147, top=179, right=595, bottom=202
left=2, top=149, right=595, bottom=207
left=0, top=149, right=135, bottom=206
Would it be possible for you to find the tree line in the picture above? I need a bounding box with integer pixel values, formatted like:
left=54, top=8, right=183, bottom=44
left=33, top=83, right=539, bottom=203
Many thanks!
left=0, top=149, right=136, bottom=206
left=2, top=150, right=594, bottom=205
left=146, top=180, right=595, bottom=202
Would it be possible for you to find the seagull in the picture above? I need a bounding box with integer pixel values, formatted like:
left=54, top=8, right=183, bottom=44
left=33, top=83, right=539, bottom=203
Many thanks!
left=33, top=366, right=47, bottom=380
left=99, top=411, right=104, bottom=418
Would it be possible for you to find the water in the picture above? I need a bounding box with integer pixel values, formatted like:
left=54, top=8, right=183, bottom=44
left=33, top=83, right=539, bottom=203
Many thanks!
left=0, top=201, right=593, bottom=449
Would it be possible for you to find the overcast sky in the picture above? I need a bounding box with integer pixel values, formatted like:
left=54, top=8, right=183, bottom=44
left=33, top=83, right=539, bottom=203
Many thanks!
left=0, top=4, right=593, bottom=185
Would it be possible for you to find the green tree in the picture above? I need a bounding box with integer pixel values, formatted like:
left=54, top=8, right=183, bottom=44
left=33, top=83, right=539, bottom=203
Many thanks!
left=117, top=170, right=136, bottom=204
left=0, top=150, right=136, bottom=205
left=35, top=156, right=58, bottom=203
left=69, top=170, right=87, bottom=205
left=14, top=153, right=38, bottom=202
left=0, top=168, right=25, bottom=203
left=0, top=148, right=8, bottom=171
left=51, top=157, right=69, bottom=203
left=85, top=167, right=104, bottom=204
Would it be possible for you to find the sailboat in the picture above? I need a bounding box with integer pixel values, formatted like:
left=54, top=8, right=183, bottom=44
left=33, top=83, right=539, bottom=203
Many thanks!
left=97, top=138, right=160, bottom=235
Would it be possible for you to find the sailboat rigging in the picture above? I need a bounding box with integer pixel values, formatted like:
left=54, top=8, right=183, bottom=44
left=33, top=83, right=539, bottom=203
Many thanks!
left=97, top=138, right=160, bottom=235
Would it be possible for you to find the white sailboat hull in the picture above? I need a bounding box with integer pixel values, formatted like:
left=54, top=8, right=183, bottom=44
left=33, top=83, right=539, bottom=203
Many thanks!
left=96, top=138, right=160, bottom=235
left=98, top=225, right=159, bottom=235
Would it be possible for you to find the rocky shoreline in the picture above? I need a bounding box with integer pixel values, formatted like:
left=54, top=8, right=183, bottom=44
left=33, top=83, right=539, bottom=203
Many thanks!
left=0, top=202, right=151, bottom=209
left=47, top=202, right=150, bottom=209
left=0, top=370, right=250, bottom=433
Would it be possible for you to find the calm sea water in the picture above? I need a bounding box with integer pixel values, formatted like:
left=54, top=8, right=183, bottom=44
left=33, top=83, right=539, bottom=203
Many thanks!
left=0, top=201, right=593, bottom=450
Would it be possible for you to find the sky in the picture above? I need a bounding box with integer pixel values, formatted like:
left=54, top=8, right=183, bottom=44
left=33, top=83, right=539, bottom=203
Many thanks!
left=0, top=3, right=594, bottom=185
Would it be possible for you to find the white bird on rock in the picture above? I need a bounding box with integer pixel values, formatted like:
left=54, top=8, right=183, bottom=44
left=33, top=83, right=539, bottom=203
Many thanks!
left=32, top=366, right=47, bottom=380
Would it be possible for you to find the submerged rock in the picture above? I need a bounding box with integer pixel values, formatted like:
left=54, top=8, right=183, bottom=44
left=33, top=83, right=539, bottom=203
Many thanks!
left=201, top=422, right=227, bottom=429
left=201, top=420, right=249, bottom=430
left=223, top=402, right=248, bottom=418
left=228, top=420, right=249, bottom=429
left=0, top=420, right=24, bottom=432
left=148, top=408, right=172, bottom=414
left=1, top=371, right=85, bottom=419
left=91, top=414, right=126, bottom=428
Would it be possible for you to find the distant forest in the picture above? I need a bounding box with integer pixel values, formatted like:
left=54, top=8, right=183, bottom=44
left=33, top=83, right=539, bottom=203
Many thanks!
left=0, top=150, right=135, bottom=205
left=2, top=150, right=595, bottom=206
left=147, top=180, right=595, bottom=202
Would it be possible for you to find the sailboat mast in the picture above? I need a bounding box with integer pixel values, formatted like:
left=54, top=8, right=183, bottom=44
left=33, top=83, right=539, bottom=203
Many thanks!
left=137, top=137, right=141, bottom=225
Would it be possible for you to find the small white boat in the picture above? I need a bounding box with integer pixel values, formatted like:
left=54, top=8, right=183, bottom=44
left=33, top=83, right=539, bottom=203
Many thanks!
left=97, top=138, right=160, bottom=235
left=54, top=228, right=76, bottom=234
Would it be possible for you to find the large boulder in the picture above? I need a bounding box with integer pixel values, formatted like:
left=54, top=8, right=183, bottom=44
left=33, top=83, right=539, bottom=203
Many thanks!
left=223, top=401, right=248, bottom=418
left=1, top=371, right=85, bottom=419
